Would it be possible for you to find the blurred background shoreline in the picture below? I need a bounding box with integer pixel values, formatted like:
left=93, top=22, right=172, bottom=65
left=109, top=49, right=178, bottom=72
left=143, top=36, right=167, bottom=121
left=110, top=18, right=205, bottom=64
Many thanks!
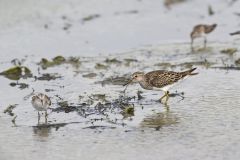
left=0, top=0, right=239, bottom=60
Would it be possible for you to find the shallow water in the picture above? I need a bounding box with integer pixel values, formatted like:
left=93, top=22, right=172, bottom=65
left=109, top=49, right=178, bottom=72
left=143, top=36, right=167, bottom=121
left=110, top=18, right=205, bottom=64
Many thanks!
left=1, top=43, right=240, bottom=160
left=1, top=0, right=240, bottom=160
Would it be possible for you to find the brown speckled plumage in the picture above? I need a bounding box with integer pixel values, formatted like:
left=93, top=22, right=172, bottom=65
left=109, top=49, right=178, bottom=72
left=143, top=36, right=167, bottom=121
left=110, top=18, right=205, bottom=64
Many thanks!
left=145, top=69, right=192, bottom=89
left=125, top=68, right=198, bottom=104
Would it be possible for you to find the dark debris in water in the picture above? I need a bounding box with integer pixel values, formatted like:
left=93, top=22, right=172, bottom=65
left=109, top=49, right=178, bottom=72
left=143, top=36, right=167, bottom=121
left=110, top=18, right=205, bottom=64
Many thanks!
left=51, top=96, right=136, bottom=123
left=52, top=101, right=82, bottom=113
left=34, top=73, right=62, bottom=81
left=9, top=82, right=29, bottom=89
left=211, top=66, right=240, bottom=70
left=82, top=126, right=116, bottom=129
left=3, top=104, right=17, bottom=116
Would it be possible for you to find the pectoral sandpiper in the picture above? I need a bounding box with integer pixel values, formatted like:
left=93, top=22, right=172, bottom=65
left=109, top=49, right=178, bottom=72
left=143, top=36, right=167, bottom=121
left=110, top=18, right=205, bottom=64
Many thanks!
left=124, top=68, right=198, bottom=104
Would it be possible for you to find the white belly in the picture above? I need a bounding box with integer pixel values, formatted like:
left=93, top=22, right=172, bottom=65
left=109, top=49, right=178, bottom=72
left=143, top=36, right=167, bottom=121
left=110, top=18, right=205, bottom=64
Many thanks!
left=32, top=101, right=48, bottom=111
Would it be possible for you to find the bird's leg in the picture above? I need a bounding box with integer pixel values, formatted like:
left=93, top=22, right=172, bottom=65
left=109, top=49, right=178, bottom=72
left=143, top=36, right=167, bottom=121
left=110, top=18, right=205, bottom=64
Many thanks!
left=159, top=91, right=167, bottom=103
left=191, top=38, right=194, bottom=51
left=38, top=112, right=40, bottom=124
left=165, top=91, right=170, bottom=104
left=45, top=111, right=48, bottom=124
left=160, top=91, right=170, bottom=104
left=204, top=37, right=207, bottom=49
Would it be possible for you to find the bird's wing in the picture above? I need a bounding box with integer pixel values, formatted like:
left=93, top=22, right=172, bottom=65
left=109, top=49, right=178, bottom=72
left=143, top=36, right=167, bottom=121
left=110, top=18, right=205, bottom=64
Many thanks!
left=44, top=95, right=51, bottom=106
left=145, top=70, right=184, bottom=88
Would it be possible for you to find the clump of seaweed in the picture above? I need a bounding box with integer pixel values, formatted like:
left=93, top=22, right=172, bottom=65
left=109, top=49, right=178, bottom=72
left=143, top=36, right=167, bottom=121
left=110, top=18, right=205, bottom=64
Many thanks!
left=39, top=56, right=66, bottom=69
left=121, top=104, right=134, bottom=119
left=82, top=14, right=100, bottom=22
left=0, top=66, right=32, bottom=80
left=38, top=56, right=81, bottom=69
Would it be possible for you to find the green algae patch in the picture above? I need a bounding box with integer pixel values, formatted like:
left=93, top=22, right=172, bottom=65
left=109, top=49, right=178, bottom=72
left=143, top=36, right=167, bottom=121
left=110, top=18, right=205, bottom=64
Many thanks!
left=39, top=56, right=81, bottom=69
left=122, top=105, right=134, bottom=118
left=82, top=14, right=100, bottom=22
left=39, top=56, right=66, bottom=69
left=0, top=66, right=32, bottom=80
left=220, top=48, right=238, bottom=55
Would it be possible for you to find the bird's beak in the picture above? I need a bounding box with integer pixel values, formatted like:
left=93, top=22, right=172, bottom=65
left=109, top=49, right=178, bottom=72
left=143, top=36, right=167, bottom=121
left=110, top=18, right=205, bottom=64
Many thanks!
left=123, top=79, right=132, bottom=86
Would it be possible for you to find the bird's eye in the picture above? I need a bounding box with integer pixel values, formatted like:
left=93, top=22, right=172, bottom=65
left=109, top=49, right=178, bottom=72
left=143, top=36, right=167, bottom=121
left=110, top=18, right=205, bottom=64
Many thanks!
left=134, top=75, right=138, bottom=78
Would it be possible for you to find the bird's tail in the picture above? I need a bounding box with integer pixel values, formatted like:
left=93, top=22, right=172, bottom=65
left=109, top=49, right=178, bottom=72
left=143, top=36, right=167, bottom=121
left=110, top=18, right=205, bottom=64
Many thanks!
left=182, top=68, right=198, bottom=76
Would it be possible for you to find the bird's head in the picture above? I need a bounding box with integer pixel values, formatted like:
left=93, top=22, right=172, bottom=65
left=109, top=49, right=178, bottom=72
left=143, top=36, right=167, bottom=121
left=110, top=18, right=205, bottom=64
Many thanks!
left=123, top=72, right=145, bottom=86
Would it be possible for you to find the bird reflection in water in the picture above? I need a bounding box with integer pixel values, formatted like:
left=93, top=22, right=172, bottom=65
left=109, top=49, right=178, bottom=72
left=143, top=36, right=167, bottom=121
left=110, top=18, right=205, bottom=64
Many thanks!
left=140, top=105, right=179, bottom=130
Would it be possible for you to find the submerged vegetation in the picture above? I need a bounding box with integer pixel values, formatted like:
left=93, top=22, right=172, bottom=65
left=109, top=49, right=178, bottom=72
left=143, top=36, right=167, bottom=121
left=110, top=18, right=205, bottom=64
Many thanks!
left=1, top=43, right=240, bottom=130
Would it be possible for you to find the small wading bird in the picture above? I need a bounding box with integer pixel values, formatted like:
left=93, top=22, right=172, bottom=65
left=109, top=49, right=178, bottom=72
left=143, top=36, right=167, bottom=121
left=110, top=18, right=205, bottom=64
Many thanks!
left=31, top=93, right=51, bottom=123
left=124, top=68, right=198, bottom=104
left=190, top=24, right=217, bottom=50
left=230, top=31, right=240, bottom=36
